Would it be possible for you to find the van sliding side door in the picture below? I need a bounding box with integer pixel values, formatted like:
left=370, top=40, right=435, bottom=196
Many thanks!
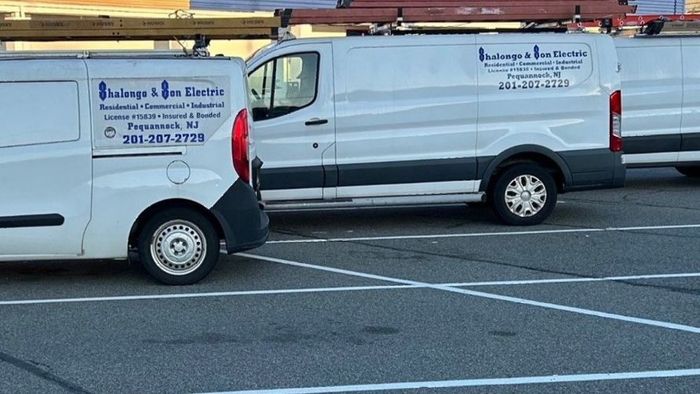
left=334, top=38, right=479, bottom=198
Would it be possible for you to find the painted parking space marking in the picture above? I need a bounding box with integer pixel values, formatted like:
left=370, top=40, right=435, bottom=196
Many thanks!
left=0, top=285, right=410, bottom=306
left=240, top=253, right=700, bottom=334
left=0, top=271, right=698, bottom=307
left=446, top=272, right=700, bottom=287
left=267, top=223, right=700, bottom=244
left=201, top=368, right=700, bottom=393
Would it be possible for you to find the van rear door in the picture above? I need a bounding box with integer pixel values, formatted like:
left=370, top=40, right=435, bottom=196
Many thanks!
left=0, top=60, right=92, bottom=258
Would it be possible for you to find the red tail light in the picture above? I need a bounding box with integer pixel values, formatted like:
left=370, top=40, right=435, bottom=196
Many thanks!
left=232, top=108, right=250, bottom=183
left=610, top=90, right=623, bottom=152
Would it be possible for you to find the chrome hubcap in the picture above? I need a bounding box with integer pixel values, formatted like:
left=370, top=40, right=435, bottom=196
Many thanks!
left=504, top=174, right=547, bottom=218
left=150, top=220, right=206, bottom=276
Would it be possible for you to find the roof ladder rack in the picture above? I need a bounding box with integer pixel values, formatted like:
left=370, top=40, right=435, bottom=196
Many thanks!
left=0, top=16, right=282, bottom=55
left=639, top=19, right=700, bottom=36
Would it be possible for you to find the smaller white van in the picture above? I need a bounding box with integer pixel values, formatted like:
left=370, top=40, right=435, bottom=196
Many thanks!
left=616, top=36, right=700, bottom=177
left=0, top=52, right=269, bottom=285
left=248, top=33, right=626, bottom=225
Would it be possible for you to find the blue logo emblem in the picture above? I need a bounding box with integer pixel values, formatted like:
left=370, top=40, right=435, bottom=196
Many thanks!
left=161, top=80, right=170, bottom=100
left=479, top=47, right=485, bottom=62
left=98, top=81, right=107, bottom=101
left=533, top=45, right=540, bottom=60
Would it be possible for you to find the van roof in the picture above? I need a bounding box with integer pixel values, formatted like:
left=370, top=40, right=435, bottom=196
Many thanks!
left=247, top=32, right=606, bottom=64
left=0, top=50, right=236, bottom=61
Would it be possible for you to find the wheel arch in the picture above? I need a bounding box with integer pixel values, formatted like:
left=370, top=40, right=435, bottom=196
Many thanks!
left=479, top=145, right=572, bottom=193
left=128, top=199, right=224, bottom=249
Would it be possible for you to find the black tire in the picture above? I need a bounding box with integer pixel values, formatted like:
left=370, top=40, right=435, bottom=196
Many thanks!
left=676, top=166, right=700, bottom=178
left=490, top=164, right=558, bottom=226
left=138, top=208, right=219, bottom=285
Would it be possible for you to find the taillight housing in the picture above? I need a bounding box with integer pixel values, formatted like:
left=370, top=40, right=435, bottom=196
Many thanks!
left=610, top=90, right=623, bottom=152
left=232, top=108, right=251, bottom=183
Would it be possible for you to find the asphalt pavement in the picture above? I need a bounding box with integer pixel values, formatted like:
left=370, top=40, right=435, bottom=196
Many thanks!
left=0, top=167, right=699, bottom=393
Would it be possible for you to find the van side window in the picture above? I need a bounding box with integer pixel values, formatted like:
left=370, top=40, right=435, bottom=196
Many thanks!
left=249, top=52, right=319, bottom=121
left=0, top=82, right=80, bottom=148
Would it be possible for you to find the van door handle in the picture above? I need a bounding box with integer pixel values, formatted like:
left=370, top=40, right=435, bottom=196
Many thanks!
left=305, top=118, right=328, bottom=126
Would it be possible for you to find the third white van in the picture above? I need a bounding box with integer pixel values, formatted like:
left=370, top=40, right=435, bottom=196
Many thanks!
left=616, top=35, right=700, bottom=177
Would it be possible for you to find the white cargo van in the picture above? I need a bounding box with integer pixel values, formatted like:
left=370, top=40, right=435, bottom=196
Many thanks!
left=247, top=34, right=625, bottom=225
left=0, top=52, right=269, bottom=285
left=615, top=36, right=700, bottom=177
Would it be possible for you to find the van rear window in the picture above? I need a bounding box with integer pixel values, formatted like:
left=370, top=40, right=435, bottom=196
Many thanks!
left=0, top=81, right=80, bottom=148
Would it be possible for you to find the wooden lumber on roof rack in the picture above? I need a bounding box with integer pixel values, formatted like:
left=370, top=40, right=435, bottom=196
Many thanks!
left=342, top=0, right=628, bottom=7
left=288, top=0, right=636, bottom=24
left=573, top=13, right=700, bottom=29
left=0, top=17, right=281, bottom=41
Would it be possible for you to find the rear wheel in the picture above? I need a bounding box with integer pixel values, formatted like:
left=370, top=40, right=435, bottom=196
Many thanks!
left=138, top=209, right=219, bottom=285
left=676, top=166, right=700, bottom=178
left=490, top=164, right=557, bottom=226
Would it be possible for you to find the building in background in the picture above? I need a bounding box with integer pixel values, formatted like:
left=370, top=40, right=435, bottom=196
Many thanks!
left=633, top=0, right=686, bottom=14
left=5, top=1, right=690, bottom=54
left=0, top=1, right=341, bottom=56
left=189, top=0, right=338, bottom=10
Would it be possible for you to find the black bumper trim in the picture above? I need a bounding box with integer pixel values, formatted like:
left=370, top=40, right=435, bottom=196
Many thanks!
left=558, top=149, right=625, bottom=191
left=210, top=180, right=269, bottom=254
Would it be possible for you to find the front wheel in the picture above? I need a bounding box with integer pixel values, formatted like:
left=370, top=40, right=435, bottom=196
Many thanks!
left=676, top=166, right=700, bottom=178
left=138, top=209, right=220, bottom=285
left=490, top=164, right=557, bottom=226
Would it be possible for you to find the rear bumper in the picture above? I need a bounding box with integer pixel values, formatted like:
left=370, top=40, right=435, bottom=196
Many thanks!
left=559, top=150, right=625, bottom=192
left=211, top=179, right=269, bottom=254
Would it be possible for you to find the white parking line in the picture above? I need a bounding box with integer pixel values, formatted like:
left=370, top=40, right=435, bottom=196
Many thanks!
left=200, top=368, right=700, bottom=393
left=0, top=285, right=412, bottom=306
left=267, top=223, right=700, bottom=244
left=446, top=272, right=700, bottom=287
left=1, top=272, right=698, bottom=307
left=240, top=253, right=700, bottom=334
